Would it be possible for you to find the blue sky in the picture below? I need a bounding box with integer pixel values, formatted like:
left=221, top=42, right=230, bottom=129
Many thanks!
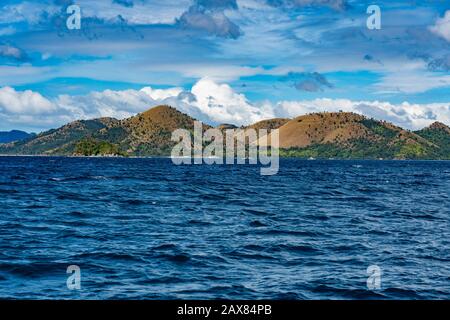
left=0, top=0, right=449, bottom=132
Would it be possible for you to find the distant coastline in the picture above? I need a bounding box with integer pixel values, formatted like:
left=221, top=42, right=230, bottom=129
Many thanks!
left=1, top=105, right=450, bottom=160
left=2, top=154, right=450, bottom=162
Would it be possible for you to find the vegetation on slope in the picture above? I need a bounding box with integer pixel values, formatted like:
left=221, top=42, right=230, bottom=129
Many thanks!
left=414, top=122, right=450, bottom=158
left=100, top=105, right=210, bottom=156
left=1, top=106, right=449, bottom=159
left=74, top=138, right=127, bottom=156
left=0, top=118, right=119, bottom=155
left=265, top=113, right=447, bottom=159
left=245, top=118, right=290, bottom=131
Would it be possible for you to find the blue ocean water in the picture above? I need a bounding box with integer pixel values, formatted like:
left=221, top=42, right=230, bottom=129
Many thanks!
left=0, top=156, right=449, bottom=299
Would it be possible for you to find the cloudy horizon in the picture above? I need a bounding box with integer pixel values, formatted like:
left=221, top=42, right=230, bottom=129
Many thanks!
left=0, top=0, right=449, bottom=132
left=2, top=78, right=449, bottom=133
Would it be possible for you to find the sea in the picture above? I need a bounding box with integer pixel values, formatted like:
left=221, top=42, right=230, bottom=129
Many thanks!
left=0, top=156, right=449, bottom=299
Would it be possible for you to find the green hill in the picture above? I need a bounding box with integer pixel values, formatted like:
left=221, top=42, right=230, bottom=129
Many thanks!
left=0, top=130, right=35, bottom=143
left=0, top=105, right=204, bottom=156
left=258, top=113, right=449, bottom=160
left=1, top=106, right=449, bottom=159
left=94, top=105, right=209, bottom=156
left=0, top=118, right=119, bottom=155
left=414, top=122, right=450, bottom=159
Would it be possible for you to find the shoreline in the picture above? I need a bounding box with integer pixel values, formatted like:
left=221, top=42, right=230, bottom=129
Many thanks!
left=1, top=154, right=450, bottom=161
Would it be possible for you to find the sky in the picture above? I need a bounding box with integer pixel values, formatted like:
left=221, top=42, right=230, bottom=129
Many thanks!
left=0, top=0, right=449, bottom=132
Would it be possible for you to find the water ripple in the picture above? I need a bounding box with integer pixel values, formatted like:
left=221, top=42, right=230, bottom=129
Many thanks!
left=0, top=157, right=449, bottom=299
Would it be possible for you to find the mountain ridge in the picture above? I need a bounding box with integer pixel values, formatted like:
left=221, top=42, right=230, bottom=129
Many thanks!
left=1, top=105, right=449, bottom=159
left=0, top=130, right=35, bottom=144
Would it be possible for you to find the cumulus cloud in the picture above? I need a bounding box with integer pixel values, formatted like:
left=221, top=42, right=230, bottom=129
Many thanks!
left=0, top=44, right=29, bottom=62
left=430, top=10, right=450, bottom=42
left=1, top=79, right=450, bottom=132
left=279, top=72, right=333, bottom=92
left=177, top=0, right=242, bottom=38
left=140, top=87, right=183, bottom=100
left=103, top=78, right=273, bottom=125
left=189, top=77, right=273, bottom=124
left=110, top=79, right=450, bottom=130
left=0, top=78, right=271, bottom=130
left=0, top=86, right=78, bottom=131
left=0, top=87, right=55, bottom=114
left=56, top=89, right=157, bottom=120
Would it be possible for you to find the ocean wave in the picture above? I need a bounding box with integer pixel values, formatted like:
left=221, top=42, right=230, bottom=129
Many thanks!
left=0, top=157, right=448, bottom=299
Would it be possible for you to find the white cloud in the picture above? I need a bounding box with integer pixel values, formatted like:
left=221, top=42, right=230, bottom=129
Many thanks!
left=0, top=86, right=75, bottom=131
left=189, top=77, right=273, bottom=124
left=375, top=71, right=450, bottom=94
left=177, top=6, right=242, bottom=39
left=140, top=87, right=183, bottom=100
left=0, top=44, right=28, bottom=61
left=55, top=89, right=158, bottom=120
left=78, top=0, right=190, bottom=25
left=1, top=79, right=450, bottom=132
left=430, top=10, right=450, bottom=42
left=0, top=87, right=55, bottom=114
left=0, top=0, right=189, bottom=26
left=0, top=2, right=57, bottom=25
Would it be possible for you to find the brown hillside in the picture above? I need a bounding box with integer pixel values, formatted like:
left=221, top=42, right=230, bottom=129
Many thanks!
left=216, top=124, right=238, bottom=130
left=257, top=112, right=432, bottom=149
left=258, top=112, right=366, bottom=148
left=246, top=118, right=290, bottom=131
left=122, top=105, right=199, bottom=133
left=112, top=105, right=210, bottom=154
left=428, top=121, right=450, bottom=133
